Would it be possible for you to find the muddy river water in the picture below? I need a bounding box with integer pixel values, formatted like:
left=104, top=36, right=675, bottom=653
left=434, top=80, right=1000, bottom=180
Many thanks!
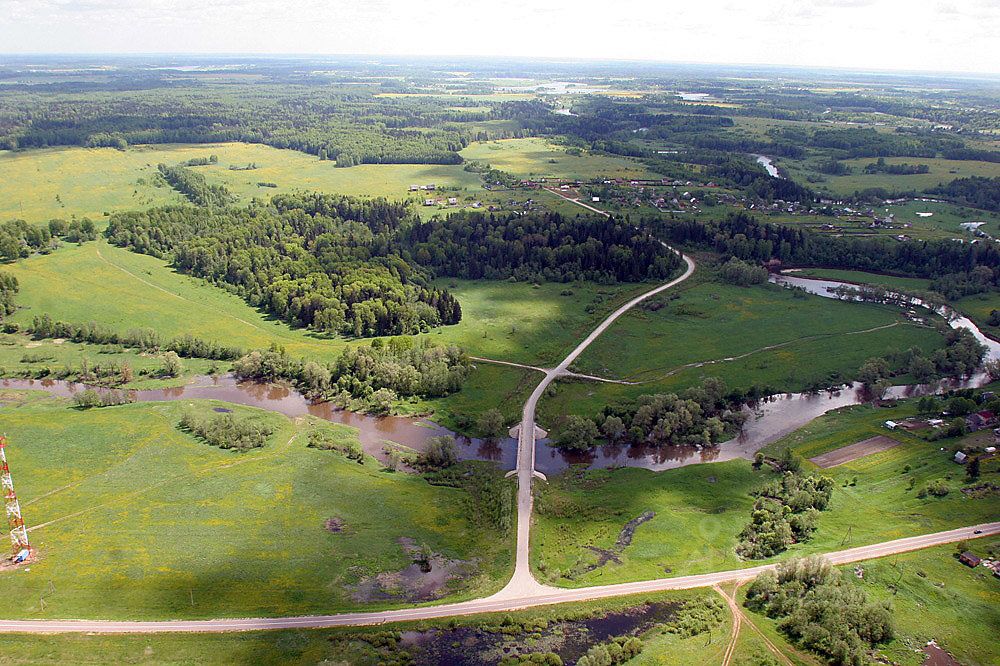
left=3, top=274, right=994, bottom=474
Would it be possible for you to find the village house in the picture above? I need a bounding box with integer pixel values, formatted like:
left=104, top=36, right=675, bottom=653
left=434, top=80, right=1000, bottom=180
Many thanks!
left=966, top=410, right=995, bottom=432
left=959, top=551, right=982, bottom=568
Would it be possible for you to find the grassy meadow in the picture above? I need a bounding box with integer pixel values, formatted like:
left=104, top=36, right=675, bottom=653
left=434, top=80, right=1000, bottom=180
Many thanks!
left=0, top=332, right=219, bottom=390
left=7, top=241, right=647, bottom=368
left=537, top=279, right=947, bottom=423
left=459, top=137, right=656, bottom=180
left=4, top=241, right=346, bottom=361
left=422, top=279, right=641, bottom=367
left=532, top=399, right=999, bottom=588
left=0, top=393, right=512, bottom=620
left=0, top=143, right=483, bottom=226
left=819, top=156, right=1000, bottom=196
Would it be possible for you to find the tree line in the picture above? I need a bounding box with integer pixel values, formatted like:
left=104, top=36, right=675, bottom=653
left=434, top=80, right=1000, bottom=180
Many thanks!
left=157, top=163, right=233, bottom=207
left=655, top=211, right=1000, bottom=280
left=232, top=338, right=469, bottom=414
left=402, top=211, right=684, bottom=283
left=28, top=314, right=244, bottom=360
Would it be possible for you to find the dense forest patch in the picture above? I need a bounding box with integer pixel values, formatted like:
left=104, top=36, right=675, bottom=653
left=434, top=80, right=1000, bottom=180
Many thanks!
left=106, top=192, right=682, bottom=338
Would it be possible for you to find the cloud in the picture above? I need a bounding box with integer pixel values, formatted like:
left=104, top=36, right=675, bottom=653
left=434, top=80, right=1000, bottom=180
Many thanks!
left=0, top=0, right=996, bottom=74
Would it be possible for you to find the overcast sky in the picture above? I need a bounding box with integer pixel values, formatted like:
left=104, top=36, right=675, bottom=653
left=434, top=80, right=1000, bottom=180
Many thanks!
left=2, top=0, right=998, bottom=74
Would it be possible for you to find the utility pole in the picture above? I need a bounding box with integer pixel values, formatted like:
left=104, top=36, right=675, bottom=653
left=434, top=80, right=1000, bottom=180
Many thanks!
left=0, top=435, right=30, bottom=559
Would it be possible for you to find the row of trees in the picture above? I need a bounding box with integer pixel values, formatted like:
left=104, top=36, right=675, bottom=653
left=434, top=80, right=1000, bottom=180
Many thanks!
left=232, top=338, right=469, bottom=408
left=29, top=315, right=244, bottom=360
left=156, top=163, right=233, bottom=206
left=0, top=86, right=487, bottom=166
left=928, top=176, right=1000, bottom=211
left=863, top=157, right=929, bottom=175
left=656, top=211, right=1000, bottom=279
left=554, top=377, right=749, bottom=451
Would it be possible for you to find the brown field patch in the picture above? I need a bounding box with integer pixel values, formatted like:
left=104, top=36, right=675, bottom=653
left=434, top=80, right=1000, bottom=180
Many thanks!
left=810, top=435, right=901, bottom=468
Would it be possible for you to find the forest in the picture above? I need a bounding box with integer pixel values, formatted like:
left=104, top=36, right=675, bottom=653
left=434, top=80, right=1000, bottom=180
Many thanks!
left=402, top=211, right=683, bottom=283
left=106, top=194, right=682, bottom=337
left=105, top=193, right=462, bottom=337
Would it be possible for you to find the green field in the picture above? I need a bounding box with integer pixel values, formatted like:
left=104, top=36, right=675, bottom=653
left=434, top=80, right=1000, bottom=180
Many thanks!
left=4, top=241, right=345, bottom=361
left=6, top=242, right=646, bottom=365
left=788, top=268, right=1000, bottom=342
left=423, top=279, right=640, bottom=367
left=538, top=279, right=946, bottom=422
left=0, top=332, right=219, bottom=390
left=818, top=156, right=1000, bottom=196
left=532, top=399, right=1000, bottom=588
left=828, top=539, right=1000, bottom=666
left=460, top=138, right=657, bottom=180
left=0, top=143, right=483, bottom=226
left=0, top=393, right=511, bottom=620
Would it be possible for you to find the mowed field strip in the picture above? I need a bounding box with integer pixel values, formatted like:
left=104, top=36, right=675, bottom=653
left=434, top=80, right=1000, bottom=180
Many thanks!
left=809, top=435, right=901, bottom=468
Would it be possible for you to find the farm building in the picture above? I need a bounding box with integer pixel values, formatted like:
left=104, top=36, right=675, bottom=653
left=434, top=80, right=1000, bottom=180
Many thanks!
left=954, top=451, right=968, bottom=464
left=959, top=551, right=982, bottom=568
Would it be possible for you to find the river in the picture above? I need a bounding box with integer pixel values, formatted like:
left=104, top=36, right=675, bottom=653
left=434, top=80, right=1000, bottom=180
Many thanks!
left=3, top=273, right=993, bottom=474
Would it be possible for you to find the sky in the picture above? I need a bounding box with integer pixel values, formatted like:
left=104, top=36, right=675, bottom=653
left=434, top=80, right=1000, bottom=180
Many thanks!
left=2, top=0, right=999, bottom=74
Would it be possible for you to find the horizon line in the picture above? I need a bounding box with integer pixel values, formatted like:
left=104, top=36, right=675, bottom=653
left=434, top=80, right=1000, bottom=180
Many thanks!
left=1, top=52, right=999, bottom=79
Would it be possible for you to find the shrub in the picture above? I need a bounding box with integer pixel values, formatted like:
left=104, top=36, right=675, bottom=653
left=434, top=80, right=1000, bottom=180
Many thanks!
left=179, top=409, right=275, bottom=451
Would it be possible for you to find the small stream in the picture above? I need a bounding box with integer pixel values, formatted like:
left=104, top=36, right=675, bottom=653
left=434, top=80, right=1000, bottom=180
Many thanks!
left=2, top=273, right=993, bottom=474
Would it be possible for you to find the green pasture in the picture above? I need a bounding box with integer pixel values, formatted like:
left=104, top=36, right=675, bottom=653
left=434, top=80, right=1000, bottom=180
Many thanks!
left=0, top=394, right=511, bottom=620
left=460, top=138, right=656, bottom=180
left=538, top=280, right=946, bottom=421
left=0, top=143, right=483, bottom=226
left=4, top=241, right=645, bottom=369
left=0, top=332, right=218, bottom=389
left=532, top=399, right=999, bottom=588
left=3, top=241, right=345, bottom=361
left=819, top=156, right=1000, bottom=196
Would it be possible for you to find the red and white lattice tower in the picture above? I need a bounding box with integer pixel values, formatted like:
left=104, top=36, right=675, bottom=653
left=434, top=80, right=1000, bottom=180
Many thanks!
left=0, top=435, right=30, bottom=557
